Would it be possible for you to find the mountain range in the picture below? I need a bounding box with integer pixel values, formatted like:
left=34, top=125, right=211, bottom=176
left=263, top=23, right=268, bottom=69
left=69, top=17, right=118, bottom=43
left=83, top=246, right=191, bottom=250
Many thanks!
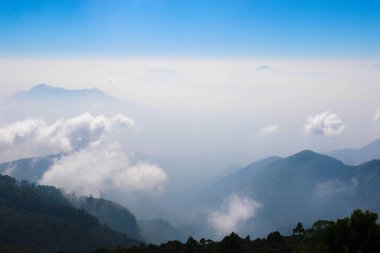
left=1, top=84, right=380, bottom=243
left=326, top=138, right=380, bottom=165
left=2, top=144, right=380, bottom=241
left=201, top=150, right=380, bottom=237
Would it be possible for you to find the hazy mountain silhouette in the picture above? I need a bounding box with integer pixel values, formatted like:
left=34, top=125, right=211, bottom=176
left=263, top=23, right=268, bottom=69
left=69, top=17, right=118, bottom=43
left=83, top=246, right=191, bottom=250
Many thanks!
left=0, top=84, right=139, bottom=123
left=138, top=219, right=185, bottom=244
left=203, top=150, right=380, bottom=236
left=0, top=154, right=60, bottom=182
left=72, top=196, right=142, bottom=241
left=13, top=84, right=109, bottom=99
left=327, top=138, right=380, bottom=165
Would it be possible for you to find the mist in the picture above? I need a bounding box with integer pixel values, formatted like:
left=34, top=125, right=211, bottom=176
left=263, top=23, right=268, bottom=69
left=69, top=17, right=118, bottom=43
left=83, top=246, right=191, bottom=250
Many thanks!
left=0, top=59, right=380, bottom=237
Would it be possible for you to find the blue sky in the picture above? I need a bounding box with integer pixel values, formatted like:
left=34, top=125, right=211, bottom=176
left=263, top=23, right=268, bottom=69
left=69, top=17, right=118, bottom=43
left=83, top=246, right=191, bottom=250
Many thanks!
left=1, top=0, right=380, bottom=58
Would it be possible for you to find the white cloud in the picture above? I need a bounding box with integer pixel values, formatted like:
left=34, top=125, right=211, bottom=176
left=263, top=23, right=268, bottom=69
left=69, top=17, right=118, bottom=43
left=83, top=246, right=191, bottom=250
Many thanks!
left=209, top=194, right=263, bottom=236
left=0, top=113, right=135, bottom=162
left=304, top=111, right=345, bottom=136
left=313, top=178, right=357, bottom=201
left=0, top=113, right=167, bottom=196
left=375, top=109, right=380, bottom=122
left=39, top=143, right=167, bottom=197
left=260, top=124, right=282, bottom=135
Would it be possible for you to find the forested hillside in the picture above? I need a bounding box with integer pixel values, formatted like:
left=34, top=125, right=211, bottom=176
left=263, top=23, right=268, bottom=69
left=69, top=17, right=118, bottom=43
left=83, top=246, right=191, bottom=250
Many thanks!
left=89, top=209, right=380, bottom=253
left=73, top=196, right=142, bottom=240
left=0, top=175, right=137, bottom=253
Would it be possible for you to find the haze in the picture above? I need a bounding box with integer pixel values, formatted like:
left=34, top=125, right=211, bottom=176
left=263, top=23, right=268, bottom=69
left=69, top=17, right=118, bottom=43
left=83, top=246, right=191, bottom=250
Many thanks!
left=0, top=0, right=380, bottom=240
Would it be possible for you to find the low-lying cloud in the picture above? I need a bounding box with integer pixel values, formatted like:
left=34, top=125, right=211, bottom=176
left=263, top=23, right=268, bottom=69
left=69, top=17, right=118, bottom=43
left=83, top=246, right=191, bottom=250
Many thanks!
left=209, top=194, right=263, bottom=237
left=260, top=124, right=282, bottom=135
left=0, top=113, right=167, bottom=197
left=304, top=111, right=345, bottom=136
left=39, top=143, right=167, bottom=197
left=0, top=113, right=135, bottom=162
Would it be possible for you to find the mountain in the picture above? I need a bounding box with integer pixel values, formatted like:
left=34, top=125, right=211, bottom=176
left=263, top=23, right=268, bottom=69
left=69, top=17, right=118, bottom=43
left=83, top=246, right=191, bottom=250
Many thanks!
left=0, top=175, right=137, bottom=253
left=203, top=150, right=380, bottom=236
left=0, top=84, right=136, bottom=123
left=327, top=138, right=380, bottom=165
left=72, top=196, right=142, bottom=241
left=201, top=156, right=281, bottom=204
left=137, top=219, right=185, bottom=244
left=0, top=155, right=187, bottom=244
left=0, top=154, right=59, bottom=182
left=13, top=84, right=109, bottom=100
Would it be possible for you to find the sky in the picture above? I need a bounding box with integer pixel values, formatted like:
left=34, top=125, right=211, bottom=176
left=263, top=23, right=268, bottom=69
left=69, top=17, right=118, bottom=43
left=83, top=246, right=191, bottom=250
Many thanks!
left=0, top=0, right=380, bottom=58
left=0, top=1, right=380, bottom=170
left=0, top=0, right=380, bottom=231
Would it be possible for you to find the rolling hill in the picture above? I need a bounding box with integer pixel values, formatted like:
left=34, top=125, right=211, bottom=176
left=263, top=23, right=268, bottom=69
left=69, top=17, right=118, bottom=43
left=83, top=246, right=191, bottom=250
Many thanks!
left=327, top=138, right=380, bottom=165
left=0, top=175, right=137, bottom=253
left=203, top=150, right=380, bottom=236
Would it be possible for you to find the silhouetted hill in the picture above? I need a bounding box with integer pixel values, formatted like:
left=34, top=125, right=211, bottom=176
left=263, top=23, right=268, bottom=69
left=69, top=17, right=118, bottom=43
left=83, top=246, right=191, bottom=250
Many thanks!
left=204, top=150, right=380, bottom=236
left=13, top=84, right=109, bottom=100
left=0, top=175, right=137, bottom=253
left=73, top=196, right=142, bottom=241
left=327, top=138, right=380, bottom=165
left=138, top=219, right=185, bottom=244
left=201, top=156, right=281, bottom=204
left=0, top=84, right=138, bottom=123
left=86, top=209, right=380, bottom=253
left=0, top=154, right=60, bottom=182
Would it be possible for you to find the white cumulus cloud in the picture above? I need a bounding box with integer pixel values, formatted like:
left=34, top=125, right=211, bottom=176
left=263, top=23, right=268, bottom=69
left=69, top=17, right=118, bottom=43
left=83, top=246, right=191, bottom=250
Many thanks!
left=209, top=194, right=263, bottom=236
left=0, top=113, right=135, bottom=162
left=304, top=111, right=345, bottom=136
left=260, top=124, right=282, bottom=135
left=0, top=113, right=167, bottom=196
left=39, top=143, right=167, bottom=197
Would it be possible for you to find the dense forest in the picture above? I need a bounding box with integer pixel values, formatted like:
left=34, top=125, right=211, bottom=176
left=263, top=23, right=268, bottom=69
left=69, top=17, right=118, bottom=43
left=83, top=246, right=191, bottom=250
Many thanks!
left=0, top=175, right=136, bottom=253
left=89, top=209, right=380, bottom=253
left=1, top=174, right=380, bottom=253
left=72, top=196, right=142, bottom=240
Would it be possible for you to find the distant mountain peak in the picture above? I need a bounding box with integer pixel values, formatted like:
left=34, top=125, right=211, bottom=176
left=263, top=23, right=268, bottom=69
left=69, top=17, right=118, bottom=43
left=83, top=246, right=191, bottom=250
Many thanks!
left=13, top=84, right=109, bottom=99
left=256, top=65, right=271, bottom=71
left=29, top=83, right=66, bottom=93
left=365, top=138, right=380, bottom=148
left=286, top=149, right=344, bottom=166
left=326, top=138, right=380, bottom=165
left=289, top=150, right=319, bottom=158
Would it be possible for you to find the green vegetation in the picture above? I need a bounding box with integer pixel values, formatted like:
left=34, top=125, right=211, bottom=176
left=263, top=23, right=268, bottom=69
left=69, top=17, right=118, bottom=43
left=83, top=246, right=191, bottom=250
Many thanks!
left=73, top=196, right=142, bottom=240
left=89, top=209, right=380, bottom=253
left=0, top=175, right=137, bottom=253
left=138, top=219, right=185, bottom=244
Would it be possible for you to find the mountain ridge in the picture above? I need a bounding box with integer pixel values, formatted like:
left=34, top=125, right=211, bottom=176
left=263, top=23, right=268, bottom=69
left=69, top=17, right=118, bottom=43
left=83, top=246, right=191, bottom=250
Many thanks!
left=13, top=84, right=109, bottom=99
left=327, top=138, right=380, bottom=165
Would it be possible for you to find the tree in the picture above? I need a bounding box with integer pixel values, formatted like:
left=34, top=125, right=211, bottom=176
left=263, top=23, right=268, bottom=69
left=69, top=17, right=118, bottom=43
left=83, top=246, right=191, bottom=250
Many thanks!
left=293, top=222, right=305, bottom=236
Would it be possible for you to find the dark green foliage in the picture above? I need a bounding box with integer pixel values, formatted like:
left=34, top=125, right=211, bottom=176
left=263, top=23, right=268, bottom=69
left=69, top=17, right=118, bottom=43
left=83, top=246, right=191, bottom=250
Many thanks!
left=137, top=219, right=185, bottom=244
left=73, top=196, right=142, bottom=240
left=85, top=209, right=380, bottom=253
left=0, top=175, right=137, bottom=253
left=292, top=222, right=305, bottom=236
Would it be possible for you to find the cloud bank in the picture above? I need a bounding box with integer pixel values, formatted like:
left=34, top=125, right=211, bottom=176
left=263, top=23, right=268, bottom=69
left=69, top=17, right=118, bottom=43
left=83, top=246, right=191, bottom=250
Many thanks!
left=0, top=113, right=135, bottom=162
left=209, top=194, right=263, bottom=236
left=0, top=113, right=167, bottom=197
left=304, top=111, right=345, bottom=136
left=39, top=143, right=167, bottom=197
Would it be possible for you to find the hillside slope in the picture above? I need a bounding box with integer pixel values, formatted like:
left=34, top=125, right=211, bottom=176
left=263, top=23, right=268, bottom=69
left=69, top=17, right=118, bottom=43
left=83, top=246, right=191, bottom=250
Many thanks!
left=0, top=175, right=137, bottom=253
